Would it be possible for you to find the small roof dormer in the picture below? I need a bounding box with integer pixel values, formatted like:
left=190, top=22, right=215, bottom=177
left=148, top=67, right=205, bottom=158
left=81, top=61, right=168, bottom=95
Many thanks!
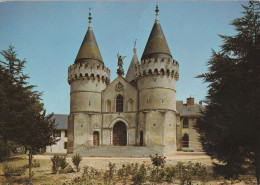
left=75, top=9, right=103, bottom=64
left=141, top=4, right=172, bottom=61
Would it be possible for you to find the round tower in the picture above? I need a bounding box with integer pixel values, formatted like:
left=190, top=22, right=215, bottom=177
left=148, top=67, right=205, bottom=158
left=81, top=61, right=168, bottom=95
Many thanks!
left=136, top=5, right=179, bottom=155
left=67, top=10, right=110, bottom=153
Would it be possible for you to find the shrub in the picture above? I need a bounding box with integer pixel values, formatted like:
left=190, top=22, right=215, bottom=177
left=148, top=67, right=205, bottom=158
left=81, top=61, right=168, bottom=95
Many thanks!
left=59, top=164, right=74, bottom=174
left=72, top=153, right=82, bottom=172
left=78, top=165, right=103, bottom=184
left=117, top=164, right=131, bottom=185
left=132, top=163, right=147, bottom=185
left=59, top=156, right=68, bottom=170
left=164, top=167, right=175, bottom=183
left=150, top=154, right=166, bottom=168
left=50, top=154, right=68, bottom=174
left=174, top=161, right=209, bottom=185
left=149, top=166, right=168, bottom=184
left=3, top=162, right=26, bottom=178
left=51, top=154, right=61, bottom=174
left=103, top=162, right=116, bottom=185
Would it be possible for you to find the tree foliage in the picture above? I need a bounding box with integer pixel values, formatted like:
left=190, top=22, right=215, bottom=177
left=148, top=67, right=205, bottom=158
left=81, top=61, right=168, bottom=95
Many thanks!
left=0, top=45, right=58, bottom=182
left=196, top=1, right=260, bottom=181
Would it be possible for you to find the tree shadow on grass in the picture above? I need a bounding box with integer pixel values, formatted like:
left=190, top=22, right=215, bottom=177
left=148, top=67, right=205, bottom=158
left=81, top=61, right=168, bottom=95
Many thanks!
left=2, top=176, right=29, bottom=184
left=2, top=175, right=50, bottom=184
left=3, top=155, right=27, bottom=162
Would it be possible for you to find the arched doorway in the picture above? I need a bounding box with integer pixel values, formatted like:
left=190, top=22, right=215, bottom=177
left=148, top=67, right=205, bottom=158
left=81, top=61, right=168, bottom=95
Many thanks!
left=113, top=121, right=127, bottom=146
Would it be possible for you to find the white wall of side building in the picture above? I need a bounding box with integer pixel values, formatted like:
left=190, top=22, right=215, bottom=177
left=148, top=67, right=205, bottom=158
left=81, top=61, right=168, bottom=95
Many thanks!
left=46, top=130, right=68, bottom=154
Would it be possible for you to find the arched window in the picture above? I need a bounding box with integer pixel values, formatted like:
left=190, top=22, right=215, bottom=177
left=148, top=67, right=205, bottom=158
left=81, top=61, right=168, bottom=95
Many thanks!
left=106, top=100, right=111, bottom=112
left=183, top=118, right=189, bottom=128
left=127, top=99, right=133, bottom=112
left=182, top=134, right=189, bottom=148
left=116, top=95, right=124, bottom=112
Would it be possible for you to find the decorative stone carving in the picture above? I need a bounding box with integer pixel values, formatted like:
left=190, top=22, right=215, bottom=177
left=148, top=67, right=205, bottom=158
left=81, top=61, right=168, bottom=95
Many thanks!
left=115, top=82, right=124, bottom=92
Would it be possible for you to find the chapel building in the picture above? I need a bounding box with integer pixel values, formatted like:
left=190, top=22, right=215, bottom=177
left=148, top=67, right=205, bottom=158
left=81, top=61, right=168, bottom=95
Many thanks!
left=66, top=5, right=203, bottom=157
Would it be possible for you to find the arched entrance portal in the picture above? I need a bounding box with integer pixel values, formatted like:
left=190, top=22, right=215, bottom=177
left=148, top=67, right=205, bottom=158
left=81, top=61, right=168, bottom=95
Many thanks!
left=113, top=121, right=127, bottom=146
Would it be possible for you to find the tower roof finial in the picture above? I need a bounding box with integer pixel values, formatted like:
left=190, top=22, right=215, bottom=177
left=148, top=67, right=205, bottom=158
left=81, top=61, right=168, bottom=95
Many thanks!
left=75, top=7, right=104, bottom=64
left=155, top=3, right=159, bottom=20
left=141, top=3, right=172, bottom=61
left=88, top=8, right=92, bottom=27
left=134, top=39, right=137, bottom=55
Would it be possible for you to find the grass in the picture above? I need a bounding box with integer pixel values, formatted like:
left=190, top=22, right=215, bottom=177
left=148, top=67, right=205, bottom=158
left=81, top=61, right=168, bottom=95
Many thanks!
left=0, top=154, right=257, bottom=185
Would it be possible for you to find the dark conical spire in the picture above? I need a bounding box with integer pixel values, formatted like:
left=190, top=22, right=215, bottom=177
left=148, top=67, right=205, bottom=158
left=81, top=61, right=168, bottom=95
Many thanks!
left=126, top=40, right=139, bottom=82
left=141, top=4, right=172, bottom=61
left=75, top=9, right=103, bottom=64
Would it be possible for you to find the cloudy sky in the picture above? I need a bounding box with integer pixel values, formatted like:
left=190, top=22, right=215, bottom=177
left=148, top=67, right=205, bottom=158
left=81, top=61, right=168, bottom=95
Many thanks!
left=0, top=1, right=245, bottom=114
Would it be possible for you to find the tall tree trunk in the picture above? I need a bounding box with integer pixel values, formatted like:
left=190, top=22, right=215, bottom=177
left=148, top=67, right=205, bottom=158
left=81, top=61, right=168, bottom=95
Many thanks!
left=256, top=132, right=260, bottom=185
left=28, top=149, right=32, bottom=184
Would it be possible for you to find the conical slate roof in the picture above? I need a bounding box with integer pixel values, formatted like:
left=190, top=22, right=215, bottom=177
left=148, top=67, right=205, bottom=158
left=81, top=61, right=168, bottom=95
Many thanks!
left=75, top=25, right=103, bottom=63
left=141, top=13, right=172, bottom=60
left=126, top=41, right=139, bottom=82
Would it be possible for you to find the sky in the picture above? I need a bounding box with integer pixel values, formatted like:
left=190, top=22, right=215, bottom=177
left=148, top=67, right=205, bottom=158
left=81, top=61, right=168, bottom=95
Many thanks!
left=0, top=1, right=246, bottom=114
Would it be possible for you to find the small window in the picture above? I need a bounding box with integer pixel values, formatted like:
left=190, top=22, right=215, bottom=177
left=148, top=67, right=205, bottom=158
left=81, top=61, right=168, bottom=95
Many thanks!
left=54, top=130, right=61, bottom=137
left=161, top=97, right=165, bottom=104
left=146, top=97, right=149, bottom=104
left=64, top=142, right=67, bottom=149
left=116, top=95, right=124, bottom=112
left=183, top=118, right=189, bottom=128
left=65, top=130, right=68, bottom=137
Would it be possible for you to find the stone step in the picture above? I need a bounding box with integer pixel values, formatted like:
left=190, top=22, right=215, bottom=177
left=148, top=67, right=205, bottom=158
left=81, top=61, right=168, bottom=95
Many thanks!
left=73, top=145, right=166, bottom=157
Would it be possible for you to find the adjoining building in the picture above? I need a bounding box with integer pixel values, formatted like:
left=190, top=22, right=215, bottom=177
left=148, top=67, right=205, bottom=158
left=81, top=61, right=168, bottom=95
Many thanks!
left=48, top=5, right=204, bottom=156
left=46, top=114, right=68, bottom=154
left=176, top=98, right=204, bottom=152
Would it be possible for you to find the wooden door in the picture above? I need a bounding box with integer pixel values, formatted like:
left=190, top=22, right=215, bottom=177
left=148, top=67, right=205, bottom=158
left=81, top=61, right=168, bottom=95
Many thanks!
left=93, top=131, right=99, bottom=146
left=113, top=122, right=127, bottom=146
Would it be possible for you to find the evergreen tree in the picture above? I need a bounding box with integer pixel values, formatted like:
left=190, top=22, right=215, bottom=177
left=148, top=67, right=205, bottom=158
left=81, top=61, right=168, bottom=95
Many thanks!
left=196, top=1, right=260, bottom=182
left=0, top=46, right=58, bottom=183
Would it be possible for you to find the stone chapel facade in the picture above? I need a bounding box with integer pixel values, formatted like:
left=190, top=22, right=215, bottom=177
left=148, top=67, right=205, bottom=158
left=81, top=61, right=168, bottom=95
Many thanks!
left=66, top=6, right=203, bottom=157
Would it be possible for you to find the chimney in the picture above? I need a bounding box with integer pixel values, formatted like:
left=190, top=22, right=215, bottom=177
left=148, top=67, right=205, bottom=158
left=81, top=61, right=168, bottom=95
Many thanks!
left=187, top=97, right=194, bottom=106
left=199, top=100, right=202, bottom=106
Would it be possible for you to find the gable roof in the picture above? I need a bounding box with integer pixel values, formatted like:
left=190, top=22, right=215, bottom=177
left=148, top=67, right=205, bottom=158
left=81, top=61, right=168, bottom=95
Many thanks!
left=176, top=101, right=204, bottom=117
left=52, top=114, right=68, bottom=130
left=105, top=75, right=137, bottom=91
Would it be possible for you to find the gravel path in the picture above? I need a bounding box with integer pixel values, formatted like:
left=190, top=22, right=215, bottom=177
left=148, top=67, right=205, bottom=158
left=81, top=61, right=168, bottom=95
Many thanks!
left=33, top=153, right=212, bottom=170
